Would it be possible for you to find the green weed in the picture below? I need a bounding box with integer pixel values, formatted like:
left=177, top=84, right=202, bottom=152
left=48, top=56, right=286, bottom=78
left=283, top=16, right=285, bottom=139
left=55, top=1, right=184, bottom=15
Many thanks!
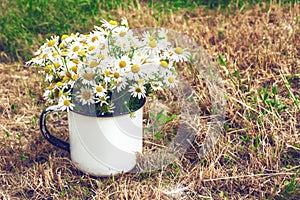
left=1, top=0, right=298, bottom=63
left=276, top=171, right=300, bottom=199
left=258, top=86, right=289, bottom=117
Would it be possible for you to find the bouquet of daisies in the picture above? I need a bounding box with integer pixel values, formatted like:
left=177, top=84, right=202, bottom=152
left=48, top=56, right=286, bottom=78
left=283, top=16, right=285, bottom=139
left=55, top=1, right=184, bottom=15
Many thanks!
left=27, top=18, right=191, bottom=115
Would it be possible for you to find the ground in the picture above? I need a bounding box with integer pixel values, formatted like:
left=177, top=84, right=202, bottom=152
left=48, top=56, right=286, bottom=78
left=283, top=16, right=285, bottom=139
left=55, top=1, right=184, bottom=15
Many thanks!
left=0, top=3, right=299, bottom=200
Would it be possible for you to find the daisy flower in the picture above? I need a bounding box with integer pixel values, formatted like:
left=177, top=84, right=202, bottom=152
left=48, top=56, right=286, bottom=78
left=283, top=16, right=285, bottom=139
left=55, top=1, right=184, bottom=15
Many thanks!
left=106, top=103, right=116, bottom=113
left=111, top=69, right=124, bottom=83
left=99, top=95, right=109, bottom=106
left=94, top=84, right=107, bottom=97
left=150, top=81, right=163, bottom=91
left=113, top=56, right=131, bottom=73
left=60, top=33, right=80, bottom=47
left=76, top=86, right=95, bottom=105
left=59, top=95, right=74, bottom=111
left=103, top=67, right=113, bottom=83
left=112, top=80, right=128, bottom=93
left=67, top=40, right=86, bottom=59
left=129, top=83, right=146, bottom=99
left=102, top=17, right=129, bottom=36
left=158, top=28, right=168, bottom=39
left=44, top=71, right=55, bottom=83
left=139, top=31, right=162, bottom=56
left=78, top=67, right=96, bottom=86
left=157, top=29, right=170, bottom=49
left=158, top=60, right=172, bottom=72
left=163, top=73, right=178, bottom=88
left=86, top=30, right=106, bottom=45
left=113, top=33, right=132, bottom=52
left=141, top=31, right=153, bottom=44
left=28, top=36, right=60, bottom=66
left=127, top=61, right=143, bottom=81
left=168, top=47, right=191, bottom=62
left=101, top=19, right=119, bottom=31
left=114, top=29, right=139, bottom=52
left=126, top=52, right=157, bottom=81
left=45, top=36, right=60, bottom=49
left=43, top=85, right=55, bottom=103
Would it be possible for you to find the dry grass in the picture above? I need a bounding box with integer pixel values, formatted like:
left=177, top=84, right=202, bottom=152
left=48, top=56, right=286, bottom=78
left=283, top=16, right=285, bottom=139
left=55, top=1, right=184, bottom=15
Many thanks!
left=0, top=2, right=299, bottom=200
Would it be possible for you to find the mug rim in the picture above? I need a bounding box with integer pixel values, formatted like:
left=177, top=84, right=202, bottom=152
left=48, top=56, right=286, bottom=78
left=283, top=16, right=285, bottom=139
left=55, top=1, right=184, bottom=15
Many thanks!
left=70, top=97, right=146, bottom=118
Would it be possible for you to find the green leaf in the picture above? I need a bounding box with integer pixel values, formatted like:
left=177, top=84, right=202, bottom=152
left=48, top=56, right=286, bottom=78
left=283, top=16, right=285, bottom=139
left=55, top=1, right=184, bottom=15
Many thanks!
left=233, top=70, right=240, bottom=79
left=154, top=133, right=163, bottom=140
left=156, top=109, right=164, bottom=121
left=272, top=85, right=277, bottom=95
left=218, top=54, right=226, bottom=66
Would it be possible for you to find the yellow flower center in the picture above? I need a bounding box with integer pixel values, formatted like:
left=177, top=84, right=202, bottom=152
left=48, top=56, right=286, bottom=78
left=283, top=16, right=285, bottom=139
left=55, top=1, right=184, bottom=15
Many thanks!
left=105, top=70, right=111, bottom=77
left=89, top=60, right=98, bottom=68
left=160, top=60, right=168, bottom=68
left=82, top=91, right=92, bottom=100
left=52, top=52, right=59, bottom=57
left=62, top=76, right=70, bottom=82
left=152, top=83, right=159, bottom=87
left=56, top=82, right=63, bottom=87
left=70, top=66, right=77, bottom=73
left=72, top=74, right=79, bottom=81
left=174, top=47, right=183, bottom=54
left=92, top=36, right=99, bottom=42
left=96, top=86, right=103, bottom=92
left=135, top=87, right=142, bottom=93
left=61, top=35, right=69, bottom=40
left=119, top=31, right=126, bottom=37
left=78, top=51, right=86, bottom=56
left=141, top=58, right=147, bottom=64
left=100, top=96, right=106, bottom=102
left=148, top=41, right=157, bottom=48
left=47, top=85, right=54, bottom=90
left=168, top=77, right=175, bottom=83
left=88, top=46, right=95, bottom=51
left=73, top=46, right=79, bottom=52
left=114, top=72, right=120, bottom=79
left=98, top=54, right=105, bottom=60
left=45, top=65, right=52, bottom=73
left=63, top=99, right=71, bottom=106
left=114, top=82, right=121, bottom=87
left=61, top=51, right=68, bottom=57
left=100, top=44, right=106, bottom=50
left=54, top=62, right=60, bottom=68
left=47, top=39, right=56, bottom=47
left=119, top=60, right=126, bottom=68
left=131, top=64, right=140, bottom=73
left=66, top=71, right=71, bottom=77
left=72, top=59, right=79, bottom=64
left=58, top=90, right=63, bottom=97
left=109, top=20, right=118, bottom=26
left=83, top=73, right=94, bottom=81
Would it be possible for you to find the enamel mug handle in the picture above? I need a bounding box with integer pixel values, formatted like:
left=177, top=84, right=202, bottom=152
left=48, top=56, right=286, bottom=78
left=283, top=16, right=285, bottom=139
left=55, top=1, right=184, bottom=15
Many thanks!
left=40, top=105, right=70, bottom=152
